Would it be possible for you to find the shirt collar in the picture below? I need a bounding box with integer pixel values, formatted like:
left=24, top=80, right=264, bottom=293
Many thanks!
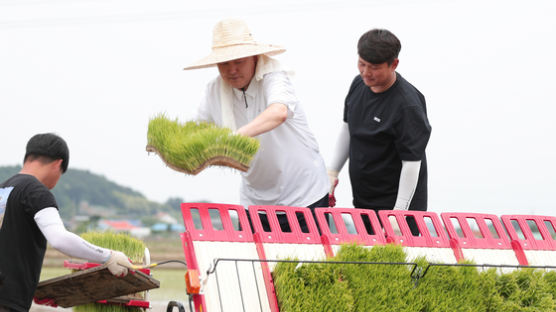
left=232, top=78, right=257, bottom=99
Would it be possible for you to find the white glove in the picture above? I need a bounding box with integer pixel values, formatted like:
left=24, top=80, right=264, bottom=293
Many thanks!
left=105, top=250, right=133, bottom=277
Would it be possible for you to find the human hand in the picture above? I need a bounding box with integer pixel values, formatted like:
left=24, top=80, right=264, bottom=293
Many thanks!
left=327, top=170, right=339, bottom=207
left=328, top=193, right=336, bottom=208
left=105, top=250, right=133, bottom=277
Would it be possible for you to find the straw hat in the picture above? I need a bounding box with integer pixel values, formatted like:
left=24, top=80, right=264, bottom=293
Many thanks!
left=183, top=18, right=286, bottom=70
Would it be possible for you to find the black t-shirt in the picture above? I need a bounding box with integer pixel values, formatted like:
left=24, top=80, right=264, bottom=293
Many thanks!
left=344, top=73, right=431, bottom=211
left=0, top=174, right=58, bottom=312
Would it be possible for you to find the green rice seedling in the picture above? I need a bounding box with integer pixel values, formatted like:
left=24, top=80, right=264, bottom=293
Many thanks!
left=543, top=271, right=556, bottom=301
left=273, top=258, right=355, bottom=312
left=416, top=259, right=495, bottom=312
left=74, top=232, right=147, bottom=312
left=334, top=244, right=416, bottom=312
left=79, top=231, right=146, bottom=262
left=146, top=114, right=260, bottom=175
left=273, top=244, right=556, bottom=312
left=490, top=269, right=555, bottom=311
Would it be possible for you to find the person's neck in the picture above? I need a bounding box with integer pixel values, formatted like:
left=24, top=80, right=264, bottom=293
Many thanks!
left=20, top=163, right=46, bottom=185
left=239, top=77, right=254, bottom=92
left=371, top=72, right=397, bottom=93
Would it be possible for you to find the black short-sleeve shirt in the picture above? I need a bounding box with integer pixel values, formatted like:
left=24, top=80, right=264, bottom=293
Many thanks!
left=344, top=73, right=431, bottom=210
left=0, top=174, right=58, bottom=312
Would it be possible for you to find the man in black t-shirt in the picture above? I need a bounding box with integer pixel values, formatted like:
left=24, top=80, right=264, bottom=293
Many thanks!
left=328, top=29, right=431, bottom=234
left=0, top=133, right=134, bottom=312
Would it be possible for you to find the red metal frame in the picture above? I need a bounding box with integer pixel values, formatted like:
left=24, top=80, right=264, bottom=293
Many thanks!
left=378, top=210, right=451, bottom=248
left=180, top=232, right=206, bottom=311
left=441, top=212, right=514, bottom=263
left=180, top=203, right=281, bottom=312
left=253, top=232, right=280, bottom=312
left=181, top=203, right=254, bottom=312
left=501, top=214, right=556, bottom=250
left=181, top=203, right=253, bottom=242
left=315, top=207, right=385, bottom=257
left=63, top=260, right=151, bottom=275
left=441, top=212, right=512, bottom=248
left=248, top=205, right=321, bottom=244
left=96, top=299, right=151, bottom=308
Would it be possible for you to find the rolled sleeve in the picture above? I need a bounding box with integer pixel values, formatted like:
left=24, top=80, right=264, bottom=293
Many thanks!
left=262, top=71, right=299, bottom=118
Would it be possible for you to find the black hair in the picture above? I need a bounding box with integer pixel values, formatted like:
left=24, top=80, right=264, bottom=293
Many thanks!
left=24, top=133, right=69, bottom=173
left=357, top=29, right=401, bottom=65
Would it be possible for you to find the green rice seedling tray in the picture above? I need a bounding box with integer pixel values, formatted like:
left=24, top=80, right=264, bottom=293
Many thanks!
left=34, top=264, right=159, bottom=308
left=146, top=114, right=260, bottom=175
left=146, top=145, right=250, bottom=175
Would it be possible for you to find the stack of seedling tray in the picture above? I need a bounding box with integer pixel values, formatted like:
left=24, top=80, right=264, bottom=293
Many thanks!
left=34, top=261, right=159, bottom=308
left=34, top=232, right=158, bottom=311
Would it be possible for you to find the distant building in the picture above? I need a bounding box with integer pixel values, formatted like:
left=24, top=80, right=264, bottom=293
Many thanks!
left=130, top=227, right=151, bottom=239
left=151, top=222, right=185, bottom=233
left=151, top=223, right=169, bottom=232
left=99, top=220, right=137, bottom=232
left=99, top=219, right=151, bottom=238
left=156, top=212, right=178, bottom=224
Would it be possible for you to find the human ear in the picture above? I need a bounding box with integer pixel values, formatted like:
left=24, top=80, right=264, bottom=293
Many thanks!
left=52, top=159, right=64, bottom=172
left=391, top=58, right=399, bottom=70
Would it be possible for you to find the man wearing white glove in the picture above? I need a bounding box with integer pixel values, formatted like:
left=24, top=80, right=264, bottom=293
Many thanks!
left=328, top=29, right=431, bottom=235
left=0, top=133, right=134, bottom=312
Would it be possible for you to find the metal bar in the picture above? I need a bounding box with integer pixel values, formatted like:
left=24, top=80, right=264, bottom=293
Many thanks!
left=420, top=262, right=556, bottom=279
left=209, top=258, right=418, bottom=272
left=251, top=260, right=264, bottom=312
left=234, top=260, right=246, bottom=312
left=213, top=263, right=224, bottom=312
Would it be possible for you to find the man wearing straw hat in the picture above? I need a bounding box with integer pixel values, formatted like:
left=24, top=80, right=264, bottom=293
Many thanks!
left=184, top=18, right=329, bottom=230
left=0, top=133, right=134, bottom=312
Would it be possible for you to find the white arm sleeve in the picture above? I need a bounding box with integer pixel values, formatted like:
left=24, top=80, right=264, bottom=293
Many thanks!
left=328, top=122, right=350, bottom=172
left=34, top=207, right=111, bottom=263
left=393, top=160, right=421, bottom=210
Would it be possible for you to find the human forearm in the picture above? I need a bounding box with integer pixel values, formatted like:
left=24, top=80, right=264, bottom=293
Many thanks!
left=327, top=122, right=350, bottom=206
left=236, top=103, right=288, bottom=137
left=35, top=208, right=133, bottom=276
left=393, top=160, right=421, bottom=210
left=34, top=208, right=110, bottom=262
left=328, top=122, right=350, bottom=173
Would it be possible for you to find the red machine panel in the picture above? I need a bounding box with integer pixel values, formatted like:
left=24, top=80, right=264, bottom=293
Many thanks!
left=181, top=203, right=253, bottom=242
left=378, top=210, right=450, bottom=248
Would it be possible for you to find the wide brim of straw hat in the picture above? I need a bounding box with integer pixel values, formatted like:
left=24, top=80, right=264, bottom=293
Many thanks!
left=183, top=43, right=286, bottom=70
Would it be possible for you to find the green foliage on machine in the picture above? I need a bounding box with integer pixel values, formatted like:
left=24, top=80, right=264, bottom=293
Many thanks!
left=273, top=244, right=556, bottom=312
left=73, top=232, right=148, bottom=312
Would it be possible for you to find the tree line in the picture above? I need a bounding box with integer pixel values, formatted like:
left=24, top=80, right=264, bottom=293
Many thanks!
left=0, top=165, right=184, bottom=221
